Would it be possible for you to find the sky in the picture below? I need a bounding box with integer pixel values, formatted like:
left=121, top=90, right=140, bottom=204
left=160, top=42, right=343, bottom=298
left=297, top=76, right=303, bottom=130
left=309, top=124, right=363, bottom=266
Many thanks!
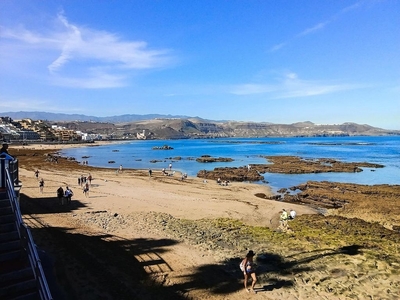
left=0, top=0, right=399, bottom=130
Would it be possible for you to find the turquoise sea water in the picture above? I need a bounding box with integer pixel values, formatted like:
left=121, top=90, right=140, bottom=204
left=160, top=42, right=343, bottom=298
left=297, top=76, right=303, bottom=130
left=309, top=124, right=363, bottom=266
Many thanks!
left=61, top=136, right=400, bottom=192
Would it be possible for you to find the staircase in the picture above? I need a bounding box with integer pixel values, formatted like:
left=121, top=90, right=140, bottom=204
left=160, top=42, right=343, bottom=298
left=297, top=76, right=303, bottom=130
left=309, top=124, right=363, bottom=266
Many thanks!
left=0, top=157, right=52, bottom=300
left=0, top=193, right=39, bottom=300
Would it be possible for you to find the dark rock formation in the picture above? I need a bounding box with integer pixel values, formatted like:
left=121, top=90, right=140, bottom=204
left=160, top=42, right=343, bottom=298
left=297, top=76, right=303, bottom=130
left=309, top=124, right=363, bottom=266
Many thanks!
left=197, top=167, right=263, bottom=181
left=254, top=156, right=384, bottom=174
left=152, top=145, right=174, bottom=150
left=196, top=155, right=234, bottom=163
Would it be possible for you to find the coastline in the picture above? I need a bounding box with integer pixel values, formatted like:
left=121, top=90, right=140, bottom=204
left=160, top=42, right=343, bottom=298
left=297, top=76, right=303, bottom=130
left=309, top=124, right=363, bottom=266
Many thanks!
left=11, top=142, right=400, bottom=299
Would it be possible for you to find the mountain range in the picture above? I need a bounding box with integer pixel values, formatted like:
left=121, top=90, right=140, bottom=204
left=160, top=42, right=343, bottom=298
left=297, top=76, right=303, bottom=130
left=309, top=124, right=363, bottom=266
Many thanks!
left=1, top=111, right=399, bottom=138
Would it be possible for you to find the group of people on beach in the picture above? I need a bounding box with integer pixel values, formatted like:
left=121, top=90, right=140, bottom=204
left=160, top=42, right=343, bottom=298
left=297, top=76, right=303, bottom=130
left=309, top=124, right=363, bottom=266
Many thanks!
left=78, top=174, right=92, bottom=186
left=33, top=168, right=91, bottom=204
left=216, top=178, right=230, bottom=186
left=56, top=186, right=74, bottom=205
left=78, top=174, right=92, bottom=197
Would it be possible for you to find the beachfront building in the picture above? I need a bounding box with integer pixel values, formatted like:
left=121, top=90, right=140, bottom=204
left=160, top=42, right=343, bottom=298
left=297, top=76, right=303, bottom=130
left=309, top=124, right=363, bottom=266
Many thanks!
left=18, top=119, right=56, bottom=141
left=1, top=116, right=89, bottom=142
left=81, top=132, right=102, bottom=141
left=53, top=128, right=81, bottom=142
left=0, top=125, right=20, bottom=141
left=137, top=129, right=152, bottom=140
left=18, top=130, right=41, bottom=141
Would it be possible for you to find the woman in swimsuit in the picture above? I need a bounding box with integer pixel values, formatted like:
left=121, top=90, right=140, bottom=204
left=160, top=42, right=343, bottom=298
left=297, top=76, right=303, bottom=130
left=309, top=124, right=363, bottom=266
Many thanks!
left=240, top=250, right=257, bottom=293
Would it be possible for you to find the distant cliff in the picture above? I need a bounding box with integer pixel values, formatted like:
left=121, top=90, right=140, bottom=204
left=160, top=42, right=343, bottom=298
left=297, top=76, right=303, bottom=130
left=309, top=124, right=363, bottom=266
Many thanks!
left=58, top=118, right=399, bottom=139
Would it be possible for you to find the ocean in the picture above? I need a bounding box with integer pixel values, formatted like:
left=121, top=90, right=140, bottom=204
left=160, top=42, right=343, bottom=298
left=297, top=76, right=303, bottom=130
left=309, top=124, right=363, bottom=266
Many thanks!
left=61, top=136, right=400, bottom=193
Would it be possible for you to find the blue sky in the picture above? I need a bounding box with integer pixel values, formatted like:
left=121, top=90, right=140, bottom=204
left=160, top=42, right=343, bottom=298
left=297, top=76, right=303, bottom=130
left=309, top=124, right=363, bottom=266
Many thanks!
left=0, top=0, right=399, bottom=129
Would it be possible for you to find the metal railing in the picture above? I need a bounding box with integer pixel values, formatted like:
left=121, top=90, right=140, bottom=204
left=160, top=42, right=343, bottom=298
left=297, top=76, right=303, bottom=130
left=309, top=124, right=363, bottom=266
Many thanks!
left=0, top=157, right=19, bottom=188
left=4, top=163, right=53, bottom=300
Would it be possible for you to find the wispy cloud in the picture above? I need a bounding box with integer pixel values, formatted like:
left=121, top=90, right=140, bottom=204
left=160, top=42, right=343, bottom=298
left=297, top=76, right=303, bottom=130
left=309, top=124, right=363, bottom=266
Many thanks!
left=0, top=11, right=174, bottom=88
left=0, top=98, right=47, bottom=110
left=297, top=22, right=329, bottom=37
left=0, top=96, right=92, bottom=113
left=230, top=72, right=362, bottom=98
left=270, top=1, right=363, bottom=52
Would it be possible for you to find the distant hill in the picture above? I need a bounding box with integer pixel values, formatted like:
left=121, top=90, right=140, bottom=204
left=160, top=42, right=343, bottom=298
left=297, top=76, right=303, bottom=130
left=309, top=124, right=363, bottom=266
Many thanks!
left=0, top=111, right=199, bottom=123
left=1, top=111, right=399, bottom=138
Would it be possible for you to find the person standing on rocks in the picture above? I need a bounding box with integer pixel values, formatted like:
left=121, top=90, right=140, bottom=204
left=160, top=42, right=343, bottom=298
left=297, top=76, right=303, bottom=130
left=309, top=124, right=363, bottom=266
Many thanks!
left=279, top=209, right=289, bottom=231
left=240, top=250, right=257, bottom=293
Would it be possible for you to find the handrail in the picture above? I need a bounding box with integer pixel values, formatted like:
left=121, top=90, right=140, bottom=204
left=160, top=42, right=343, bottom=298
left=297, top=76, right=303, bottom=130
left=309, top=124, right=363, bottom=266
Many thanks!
left=5, top=164, right=53, bottom=300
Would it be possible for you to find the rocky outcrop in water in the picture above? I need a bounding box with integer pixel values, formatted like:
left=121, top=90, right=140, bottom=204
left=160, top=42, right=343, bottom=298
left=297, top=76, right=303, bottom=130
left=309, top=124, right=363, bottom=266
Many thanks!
left=195, top=155, right=234, bottom=163
left=152, top=145, right=174, bottom=150
left=197, top=167, right=263, bottom=181
left=197, top=156, right=385, bottom=182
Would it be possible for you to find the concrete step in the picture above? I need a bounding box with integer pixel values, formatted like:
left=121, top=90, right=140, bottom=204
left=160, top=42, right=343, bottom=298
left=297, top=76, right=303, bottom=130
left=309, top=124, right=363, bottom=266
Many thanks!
left=0, top=213, right=15, bottom=224
left=0, top=222, right=16, bottom=233
left=0, top=230, right=19, bottom=242
left=0, top=239, right=20, bottom=254
left=0, top=198, right=11, bottom=208
left=0, top=277, right=38, bottom=300
left=0, top=191, right=8, bottom=200
left=0, top=248, right=23, bottom=263
left=0, top=205, right=13, bottom=215
left=11, top=291, right=40, bottom=300
left=0, top=253, right=30, bottom=274
left=0, top=267, right=34, bottom=288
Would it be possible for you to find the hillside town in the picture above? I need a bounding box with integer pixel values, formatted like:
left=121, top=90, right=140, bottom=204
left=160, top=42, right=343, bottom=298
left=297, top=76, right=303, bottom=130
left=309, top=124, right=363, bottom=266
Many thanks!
left=0, top=116, right=101, bottom=142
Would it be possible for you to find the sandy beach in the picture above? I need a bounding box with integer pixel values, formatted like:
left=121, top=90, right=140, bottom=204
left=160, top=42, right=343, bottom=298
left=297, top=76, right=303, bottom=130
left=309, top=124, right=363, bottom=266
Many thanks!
left=10, top=142, right=400, bottom=300
left=15, top=142, right=317, bottom=227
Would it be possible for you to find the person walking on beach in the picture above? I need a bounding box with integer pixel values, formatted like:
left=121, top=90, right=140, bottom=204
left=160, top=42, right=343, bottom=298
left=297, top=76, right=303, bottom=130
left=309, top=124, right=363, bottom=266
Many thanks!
left=57, top=186, right=65, bottom=205
left=65, top=186, right=73, bottom=205
left=169, top=163, right=172, bottom=171
left=83, top=182, right=89, bottom=197
left=57, top=186, right=64, bottom=205
left=39, top=178, right=44, bottom=193
left=148, top=168, right=152, bottom=177
left=87, top=174, right=92, bottom=186
left=35, top=169, right=39, bottom=180
left=119, top=165, right=123, bottom=173
left=240, top=250, right=257, bottom=293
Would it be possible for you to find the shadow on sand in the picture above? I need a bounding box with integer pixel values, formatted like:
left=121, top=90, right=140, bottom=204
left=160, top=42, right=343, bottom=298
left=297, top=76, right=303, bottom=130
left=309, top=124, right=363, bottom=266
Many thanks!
left=19, top=193, right=364, bottom=299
